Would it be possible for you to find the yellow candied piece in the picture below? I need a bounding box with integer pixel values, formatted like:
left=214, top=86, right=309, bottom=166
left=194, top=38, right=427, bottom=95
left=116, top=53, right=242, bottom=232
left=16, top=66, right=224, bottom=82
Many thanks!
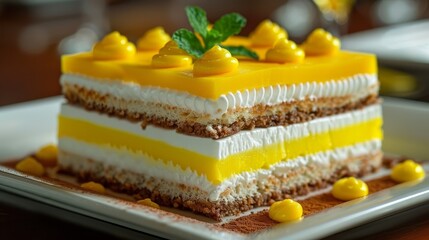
left=193, top=45, right=238, bottom=77
left=15, top=157, right=45, bottom=177
left=332, top=177, right=368, bottom=201
left=93, top=31, right=136, bottom=60
left=265, top=38, right=305, bottom=63
left=34, top=144, right=58, bottom=167
left=137, top=198, right=160, bottom=209
left=250, top=19, right=287, bottom=48
left=301, top=28, right=340, bottom=56
left=152, top=40, right=193, bottom=68
left=391, top=160, right=425, bottom=183
left=80, top=181, right=106, bottom=194
left=137, top=27, right=171, bottom=51
left=269, top=199, right=303, bottom=222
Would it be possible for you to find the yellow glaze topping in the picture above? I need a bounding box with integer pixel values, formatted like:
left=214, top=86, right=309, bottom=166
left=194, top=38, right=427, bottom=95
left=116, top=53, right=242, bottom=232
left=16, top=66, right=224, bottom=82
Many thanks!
left=93, top=31, right=136, bottom=60
left=152, top=40, right=193, bottom=68
left=193, top=45, right=238, bottom=77
left=137, top=198, right=160, bottom=209
left=266, top=38, right=305, bottom=63
left=250, top=20, right=287, bottom=48
left=391, top=160, right=425, bottom=183
left=16, top=157, right=45, bottom=177
left=137, top=27, right=171, bottom=51
left=62, top=49, right=376, bottom=100
left=302, top=28, right=340, bottom=56
left=269, top=199, right=303, bottom=222
left=332, top=177, right=369, bottom=201
left=58, top=115, right=382, bottom=184
left=35, top=144, right=58, bottom=167
left=81, top=181, right=106, bottom=194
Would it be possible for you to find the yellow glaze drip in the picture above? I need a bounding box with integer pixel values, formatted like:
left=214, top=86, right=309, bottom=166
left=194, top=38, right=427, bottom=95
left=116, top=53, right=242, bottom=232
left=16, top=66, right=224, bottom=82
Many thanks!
left=266, top=38, right=305, bottom=63
left=152, top=41, right=193, bottom=68
left=269, top=199, right=303, bottom=222
left=93, top=31, right=136, bottom=60
left=35, top=144, right=58, bottom=167
left=193, top=45, right=238, bottom=77
left=302, top=28, right=340, bottom=56
left=391, top=160, right=425, bottom=183
left=137, top=198, right=160, bottom=209
left=137, top=27, right=171, bottom=51
left=58, top=115, right=382, bottom=184
left=332, top=177, right=369, bottom=201
left=250, top=20, right=287, bottom=48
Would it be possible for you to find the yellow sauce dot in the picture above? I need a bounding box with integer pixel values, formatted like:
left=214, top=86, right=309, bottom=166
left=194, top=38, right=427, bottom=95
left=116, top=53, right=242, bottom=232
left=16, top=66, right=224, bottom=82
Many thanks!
left=15, top=157, right=45, bottom=177
left=137, top=198, right=160, bottom=209
left=332, top=177, right=368, bottom=201
left=93, top=31, right=136, bottom=60
left=268, top=199, right=303, bottom=222
left=80, top=181, right=106, bottom=194
left=250, top=20, right=287, bottom=48
left=34, top=144, right=58, bottom=167
left=137, top=27, right=171, bottom=51
left=266, top=38, right=305, bottom=63
left=193, top=45, right=238, bottom=77
left=301, top=28, right=340, bottom=56
left=152, top=40, right=192, bottom=68
left=391, top=160, right=425, bottom=183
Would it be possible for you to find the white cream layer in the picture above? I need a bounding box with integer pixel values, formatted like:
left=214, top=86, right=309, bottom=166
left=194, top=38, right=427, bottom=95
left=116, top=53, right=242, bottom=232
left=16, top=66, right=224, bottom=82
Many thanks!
left=58, top=138, right=382, bottom=201
left=60, top=104, right=382, bottom=160
left=60, top=73, right=378, bottom=117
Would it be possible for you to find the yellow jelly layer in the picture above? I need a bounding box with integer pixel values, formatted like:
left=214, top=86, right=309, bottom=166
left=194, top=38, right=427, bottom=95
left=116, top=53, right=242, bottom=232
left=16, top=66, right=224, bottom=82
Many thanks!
left=58, top=115, right=382, bottom=184
left=62, top=44, right=376, bottom=100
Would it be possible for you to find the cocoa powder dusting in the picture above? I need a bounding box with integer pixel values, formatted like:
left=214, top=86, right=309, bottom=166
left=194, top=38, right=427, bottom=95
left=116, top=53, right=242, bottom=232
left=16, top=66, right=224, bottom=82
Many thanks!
left=221, top=176, right=399, bottom=234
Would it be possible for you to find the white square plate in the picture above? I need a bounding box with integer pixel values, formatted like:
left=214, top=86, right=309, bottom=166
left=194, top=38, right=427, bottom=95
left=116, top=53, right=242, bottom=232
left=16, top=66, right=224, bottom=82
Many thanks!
left=0, top=96, right=428, bottom=240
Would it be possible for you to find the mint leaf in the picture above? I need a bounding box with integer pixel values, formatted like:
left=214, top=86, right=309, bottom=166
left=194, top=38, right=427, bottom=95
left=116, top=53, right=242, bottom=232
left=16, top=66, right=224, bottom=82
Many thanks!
left=185, top=6, right=208, bottom=39
left=172, top=29, right=204, bottom=58
left=221, top=45, right=259, bottom=60
left=205, top=29, right=223, bottom=50
left=212, top=13, right=246, bottom=42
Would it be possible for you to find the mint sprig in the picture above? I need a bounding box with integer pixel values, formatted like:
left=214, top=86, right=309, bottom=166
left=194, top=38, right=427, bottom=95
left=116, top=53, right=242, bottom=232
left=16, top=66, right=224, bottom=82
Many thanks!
left=172, top=6, right=259, bottom=60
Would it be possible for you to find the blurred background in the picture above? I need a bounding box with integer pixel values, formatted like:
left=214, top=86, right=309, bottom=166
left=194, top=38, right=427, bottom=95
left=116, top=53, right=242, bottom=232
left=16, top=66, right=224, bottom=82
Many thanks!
left=1, top=0, right=429, bottom=106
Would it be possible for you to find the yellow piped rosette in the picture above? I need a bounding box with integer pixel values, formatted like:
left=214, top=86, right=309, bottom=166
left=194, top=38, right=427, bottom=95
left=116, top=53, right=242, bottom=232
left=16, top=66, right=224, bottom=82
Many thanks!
left=93, top=31, right=136, bottom=60
left=269, top=199, right=303, bottom=222
left=301, top=28, right=340, bottom=56
left=250, top=20, right=287, bottom=48
left=391, top=160, right=425, bottom=183
left=332, top=177, right=369, bottom=201
left=193, top=45, right=238, bottom=77
left=137, top=27, right=171, bottom=51
left=152, top=40, right=192, bottom=68
left=266, top=38, right=305, bottom=63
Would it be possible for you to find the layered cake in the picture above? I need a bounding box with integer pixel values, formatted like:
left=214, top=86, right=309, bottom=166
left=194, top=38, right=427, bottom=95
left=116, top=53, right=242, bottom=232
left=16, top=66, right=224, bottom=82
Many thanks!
left=57, top=8, right=382, bottom=219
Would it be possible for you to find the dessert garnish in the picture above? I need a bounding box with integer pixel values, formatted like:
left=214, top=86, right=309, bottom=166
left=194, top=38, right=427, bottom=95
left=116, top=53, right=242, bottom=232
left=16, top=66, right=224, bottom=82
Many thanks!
left=332, top=177, right=369, bottom=201
left=138, top=27, right=171, bottom=51
left=35, top=144, right=58, bottom=167
left=391, top=160, right=425, bottom=182
left=250, top=19, right=287, bottom=48
left=15, top=157, right=45, bottom=177
left=193, top=45, right=238, bottom=76
left=152, top=40, right=193, bottom=68
left=137, top=198, right=161, bottom=209
left=301, top=28, right=340, bottom=56
left=265, top=38, right=305, bottom=63
left=93, top=31, right=136, bottom=60
left=80, top=181, right=106, bottom=194
left=268, top=199, right=303, bottom=222
left=172, top=6, right=258, bottom=60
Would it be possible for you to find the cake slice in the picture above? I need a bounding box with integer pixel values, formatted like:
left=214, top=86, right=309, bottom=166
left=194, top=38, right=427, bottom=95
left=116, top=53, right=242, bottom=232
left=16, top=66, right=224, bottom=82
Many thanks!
left=58, top=8, right=382, bottom=220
